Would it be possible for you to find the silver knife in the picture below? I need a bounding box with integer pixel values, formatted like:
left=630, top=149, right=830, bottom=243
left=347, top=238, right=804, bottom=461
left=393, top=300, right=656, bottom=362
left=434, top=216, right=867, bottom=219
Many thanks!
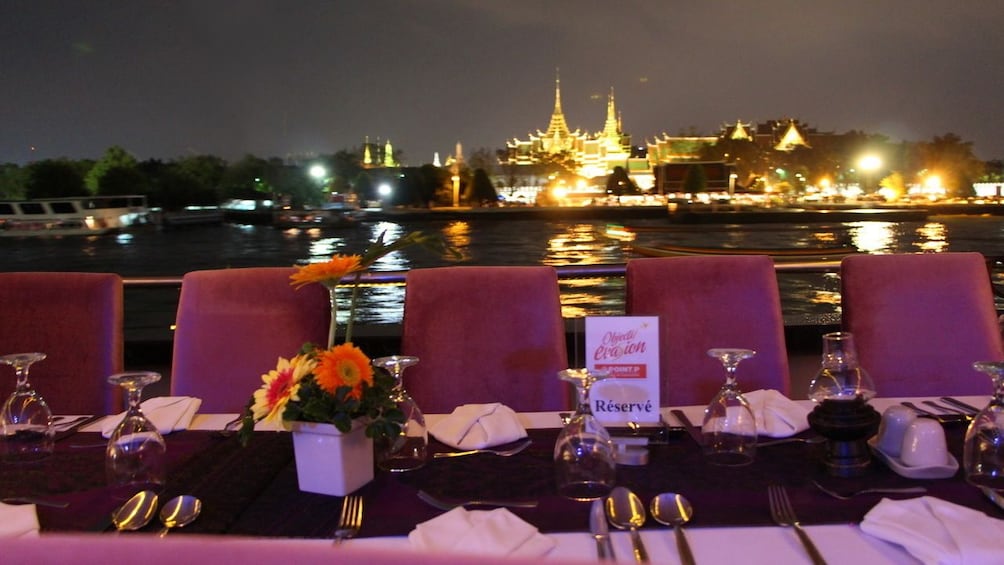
left=590, top=498, right=615, bottom=561
left=940, top=397, right=981, bottom=415
left=671, top=409, right=703, bottom=445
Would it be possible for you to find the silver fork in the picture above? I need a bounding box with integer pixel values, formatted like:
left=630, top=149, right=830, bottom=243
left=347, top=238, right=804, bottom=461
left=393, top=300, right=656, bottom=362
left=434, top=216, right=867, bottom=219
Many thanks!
left=812, top=480, right=927, bottom=500
left=432, top=438, right=532, bottom=458
left=768, top=485, right=828, bottom=565
left=332, top=495, right=363, bottom=545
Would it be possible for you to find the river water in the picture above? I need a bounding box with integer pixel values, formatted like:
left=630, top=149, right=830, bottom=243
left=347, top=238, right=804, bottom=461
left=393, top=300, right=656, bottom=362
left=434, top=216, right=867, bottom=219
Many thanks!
left=4, top=213, right=1004, bottom=333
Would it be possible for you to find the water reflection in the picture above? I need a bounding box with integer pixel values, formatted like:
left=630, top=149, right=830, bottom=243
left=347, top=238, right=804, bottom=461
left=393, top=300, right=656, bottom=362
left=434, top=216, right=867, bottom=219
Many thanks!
left=849, top=222, right=896, bottom=252
left=915, top=222, right=948, bottom=252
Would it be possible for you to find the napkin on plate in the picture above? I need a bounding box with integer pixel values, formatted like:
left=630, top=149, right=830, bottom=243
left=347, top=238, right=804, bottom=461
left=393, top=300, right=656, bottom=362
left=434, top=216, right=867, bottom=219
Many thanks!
left=101, top=396, right=201, bottom=438
left=861, top=496, right=1004, bottom=565
left=0, top=503, right=40, bottom=538
left=409, top=506, right=554, bottom=557
left=744, top=389, right=810, bottom=437
left=429, top=403, right=527, bottom=450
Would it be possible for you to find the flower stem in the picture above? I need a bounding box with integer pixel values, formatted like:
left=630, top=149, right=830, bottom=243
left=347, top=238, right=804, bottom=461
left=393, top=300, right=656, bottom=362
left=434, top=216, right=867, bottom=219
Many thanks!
left=326, top=285, right=338, bottom=349
left=345, top=272, right=362, bottom=343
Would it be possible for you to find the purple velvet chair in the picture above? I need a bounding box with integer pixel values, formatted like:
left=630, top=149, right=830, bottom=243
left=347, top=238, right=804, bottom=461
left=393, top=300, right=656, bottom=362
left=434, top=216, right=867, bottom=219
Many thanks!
left=840, top=252, right=1004, bottom=396
left=170, top=267, right=329, bottom=413
left=0, top=272, right=123, bottom=415
left=625, top=255, right=791, bottom=406
left=401, top=266, right=571, bottom=413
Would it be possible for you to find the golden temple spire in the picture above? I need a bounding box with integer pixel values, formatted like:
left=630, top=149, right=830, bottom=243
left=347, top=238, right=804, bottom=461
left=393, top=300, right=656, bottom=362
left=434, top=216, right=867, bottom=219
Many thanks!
left=543, top=69, right=571, bottom=150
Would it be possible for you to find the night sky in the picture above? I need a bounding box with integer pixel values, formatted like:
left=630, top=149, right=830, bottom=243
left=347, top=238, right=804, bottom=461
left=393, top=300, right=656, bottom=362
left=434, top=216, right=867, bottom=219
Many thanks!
left=3, top=1, right=1004, bottom=166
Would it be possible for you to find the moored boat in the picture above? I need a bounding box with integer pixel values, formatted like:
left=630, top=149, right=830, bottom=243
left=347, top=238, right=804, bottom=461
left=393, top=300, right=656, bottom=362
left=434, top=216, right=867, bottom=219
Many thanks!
left=272, top=194, right=366, bottom=230
left=629, top=242, right=858, bottom=261
left=0, top=195, right=150, bottom=237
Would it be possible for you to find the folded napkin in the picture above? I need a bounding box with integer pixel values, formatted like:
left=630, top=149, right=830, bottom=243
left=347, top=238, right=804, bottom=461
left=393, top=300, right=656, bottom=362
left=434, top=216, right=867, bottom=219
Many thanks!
left=744, top=389, right=810, bottom=437
left=101, top=396, right=201, bottom=438
left=409, top=506, right=554, bottom=557
left=861, top=496, right=1004, bottom=565
left=429, top=403, right=527, bottom=450
left=0, top=503, right=40, bottom=538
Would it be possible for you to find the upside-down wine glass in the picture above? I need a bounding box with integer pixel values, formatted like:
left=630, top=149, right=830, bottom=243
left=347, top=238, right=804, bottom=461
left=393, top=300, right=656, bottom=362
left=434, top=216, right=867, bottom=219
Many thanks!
left=373, top=355, right=427, bottom=472
left=702, top=348, right=758, bottom=466
left=106, top=371, right=166, bottom=490
left=964, top=361, right=1004, bottom=489
left=0, top=352, right=54, bottom=461
left=554, top=368, right=616, bottom=501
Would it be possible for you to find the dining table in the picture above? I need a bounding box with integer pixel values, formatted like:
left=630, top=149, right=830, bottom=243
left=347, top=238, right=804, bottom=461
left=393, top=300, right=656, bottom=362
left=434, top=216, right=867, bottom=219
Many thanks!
left=1, top=396, right=1000, bottom=564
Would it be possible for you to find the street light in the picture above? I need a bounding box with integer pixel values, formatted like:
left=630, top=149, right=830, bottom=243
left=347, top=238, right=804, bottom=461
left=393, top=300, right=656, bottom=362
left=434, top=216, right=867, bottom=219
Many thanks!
left=857, top=155, right=882, bottom=192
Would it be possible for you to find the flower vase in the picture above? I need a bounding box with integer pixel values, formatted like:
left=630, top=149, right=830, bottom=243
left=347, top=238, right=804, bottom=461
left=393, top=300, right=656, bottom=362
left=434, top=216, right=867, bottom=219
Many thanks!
left=290, top=420, right=373, bottom=496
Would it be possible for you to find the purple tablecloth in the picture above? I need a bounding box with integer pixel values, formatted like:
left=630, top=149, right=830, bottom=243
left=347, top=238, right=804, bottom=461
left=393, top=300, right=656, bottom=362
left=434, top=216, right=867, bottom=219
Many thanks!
left=1, top=421, right=999, bottom=538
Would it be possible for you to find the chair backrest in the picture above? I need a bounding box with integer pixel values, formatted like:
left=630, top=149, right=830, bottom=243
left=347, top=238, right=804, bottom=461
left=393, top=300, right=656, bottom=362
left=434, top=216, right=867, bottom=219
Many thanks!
left=625, top=255, right=790, bottom=406
left=0, top=272, right=123, bottom=414
left=170, top=267, right=329, bottom=412
left=840, top=252, right=1004, bottom=396
left=401, top=266, right=571, bottom=413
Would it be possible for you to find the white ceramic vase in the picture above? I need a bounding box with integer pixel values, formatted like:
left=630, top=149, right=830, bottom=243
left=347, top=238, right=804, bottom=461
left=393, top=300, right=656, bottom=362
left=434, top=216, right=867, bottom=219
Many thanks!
left=290, top=420, right=374, bottom=496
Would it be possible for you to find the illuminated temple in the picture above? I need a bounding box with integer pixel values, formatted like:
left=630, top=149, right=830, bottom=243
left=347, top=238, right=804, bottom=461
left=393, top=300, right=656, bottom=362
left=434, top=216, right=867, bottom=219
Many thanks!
left=505, top=75, right=638, bottom=179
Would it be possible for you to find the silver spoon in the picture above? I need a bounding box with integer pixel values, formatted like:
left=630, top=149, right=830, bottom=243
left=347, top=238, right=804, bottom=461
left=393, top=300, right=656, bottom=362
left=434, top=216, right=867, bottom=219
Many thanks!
left=111, top=490, right=159, bottom=531
left=157, top=495, right=202, bottom=537
left=606, top=486, right=649, bottom=563
left=650, top=493, right=696, bottom=565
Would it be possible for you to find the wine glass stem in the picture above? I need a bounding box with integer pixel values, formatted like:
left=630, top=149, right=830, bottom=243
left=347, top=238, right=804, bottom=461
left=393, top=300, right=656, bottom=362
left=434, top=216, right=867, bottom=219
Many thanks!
left=126, top=385, right=145, bottom=413
left=724, top=365, right=738, bottom=388
left=14, top=364, right=31, bottom=392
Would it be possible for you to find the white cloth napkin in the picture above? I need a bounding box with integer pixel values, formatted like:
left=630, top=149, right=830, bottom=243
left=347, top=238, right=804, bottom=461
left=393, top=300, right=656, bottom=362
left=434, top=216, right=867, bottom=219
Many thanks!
left=861, top=496, right=1004, bottom=565
left=744, top=389, right=810, bottom=437
left=0, top=503, right=40, bottom=538
left=101, top=396, right=201, bottom=438
left=409, top=506, right=555, bottom=557
left=429, top=403, right=527, bottom=450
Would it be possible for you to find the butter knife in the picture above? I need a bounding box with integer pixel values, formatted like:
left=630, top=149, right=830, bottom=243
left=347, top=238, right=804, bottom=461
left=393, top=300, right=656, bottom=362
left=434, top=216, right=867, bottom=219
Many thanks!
left=590, top=498, right=615, bottom=561
left=940, top=397, right=981, bottom=415
left=671, top=409, right=703, bottom=445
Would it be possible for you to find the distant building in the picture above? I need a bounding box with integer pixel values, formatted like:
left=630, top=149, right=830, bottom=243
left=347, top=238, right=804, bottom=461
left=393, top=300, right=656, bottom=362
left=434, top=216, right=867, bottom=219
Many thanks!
left=505, top=74, right=643, bottom=180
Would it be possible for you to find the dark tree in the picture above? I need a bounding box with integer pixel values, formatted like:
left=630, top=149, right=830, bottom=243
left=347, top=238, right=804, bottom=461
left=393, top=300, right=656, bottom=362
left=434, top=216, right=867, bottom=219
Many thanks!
left=683, top=164, right=708, bottom=193
left=468, top=168, right=498, bottom=206
left=606, top=166, right=637, bottom=202
left=25, top=159, right=87, bottom=198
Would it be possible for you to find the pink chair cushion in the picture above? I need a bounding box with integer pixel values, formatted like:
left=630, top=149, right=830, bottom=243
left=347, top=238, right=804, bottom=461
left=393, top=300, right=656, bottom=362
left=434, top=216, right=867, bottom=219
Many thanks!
left=401, top=266, right=571, bottom=413
left=625, top=255, right=791, bottom=406
left=170, top=267, right=329, bottom=412
left=0, top=272, right=123, bottom=414
left=841, top=252, right=1004, bottom=396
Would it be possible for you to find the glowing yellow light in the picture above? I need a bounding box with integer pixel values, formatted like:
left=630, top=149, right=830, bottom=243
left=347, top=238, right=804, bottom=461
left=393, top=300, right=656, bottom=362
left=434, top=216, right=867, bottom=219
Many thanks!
left=857, top=155, right=882, bottom=172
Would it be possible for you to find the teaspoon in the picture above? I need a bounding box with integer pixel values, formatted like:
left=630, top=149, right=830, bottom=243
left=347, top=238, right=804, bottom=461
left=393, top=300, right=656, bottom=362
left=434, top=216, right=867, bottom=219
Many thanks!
left=606, top=486, right=649, bottom=563
left=650, top=492, right=696, bottom=565
left=158, top=495, right=202, bottom=536
left=111, top=490, right=159, bottom=531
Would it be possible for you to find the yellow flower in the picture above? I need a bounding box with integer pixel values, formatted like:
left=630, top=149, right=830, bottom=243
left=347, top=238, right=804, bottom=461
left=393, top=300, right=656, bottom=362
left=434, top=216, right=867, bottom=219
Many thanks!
left=314, top=343, right=373, bottom=399
left=251, top=354, right=316, bottom=423
left=289, top=254, right=363, bottom=289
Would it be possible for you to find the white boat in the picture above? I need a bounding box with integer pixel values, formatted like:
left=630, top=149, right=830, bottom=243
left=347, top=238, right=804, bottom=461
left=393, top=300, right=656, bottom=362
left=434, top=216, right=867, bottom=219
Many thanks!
left=272, top=193, right=366, bottom=230
left=0, top=195, right=150, bottom=237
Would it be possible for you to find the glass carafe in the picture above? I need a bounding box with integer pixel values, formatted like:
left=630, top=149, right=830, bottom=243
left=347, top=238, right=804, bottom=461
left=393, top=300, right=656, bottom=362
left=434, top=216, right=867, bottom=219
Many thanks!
left=807, top=332, right=876, bottom=402
left=373, top=355, right=427, bottom=472
left=554, top=368, right=616, bottom=501
left=0, top=352, right=54, bottom=461
left=964, top=361, right=1004, bottom=489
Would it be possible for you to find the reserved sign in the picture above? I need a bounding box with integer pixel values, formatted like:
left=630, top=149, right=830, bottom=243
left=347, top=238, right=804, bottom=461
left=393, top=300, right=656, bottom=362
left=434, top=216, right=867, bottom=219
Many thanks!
left=585, top=316, right=660, bottom=424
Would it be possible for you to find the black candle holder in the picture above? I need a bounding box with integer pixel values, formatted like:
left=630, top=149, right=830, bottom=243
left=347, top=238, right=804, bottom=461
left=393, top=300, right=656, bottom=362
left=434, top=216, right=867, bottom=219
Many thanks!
left=807, top=397, right=880, bottom=477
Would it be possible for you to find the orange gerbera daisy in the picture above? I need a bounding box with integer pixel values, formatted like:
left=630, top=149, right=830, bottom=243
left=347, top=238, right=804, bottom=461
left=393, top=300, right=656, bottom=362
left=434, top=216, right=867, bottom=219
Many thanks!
left=251, top=354, right=316, bottom=423
left=289, top=254, right=364, bottom=289
left=313, top=343, right=373, bottom=399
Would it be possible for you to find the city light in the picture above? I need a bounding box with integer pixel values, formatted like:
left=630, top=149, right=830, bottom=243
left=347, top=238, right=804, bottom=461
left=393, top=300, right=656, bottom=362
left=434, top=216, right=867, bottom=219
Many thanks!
left=309, top=164, right=327, bottom=180
left=857, top=154, right=882, bottom=173
left=378, top=184, right=392, bottom=197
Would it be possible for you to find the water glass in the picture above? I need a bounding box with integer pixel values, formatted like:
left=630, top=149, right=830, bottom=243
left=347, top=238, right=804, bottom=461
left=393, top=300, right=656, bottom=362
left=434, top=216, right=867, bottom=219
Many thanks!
left=554, top=368, right=616, bottom=501
left=106, top=371, right=166, bottom=490
left=0, top=352, right=54, bottom=461
left=964, top=361, right=1004, bottom=489
left=372, top=355, right=427, bottom=472
left=702, top=348, right=758, bottom=465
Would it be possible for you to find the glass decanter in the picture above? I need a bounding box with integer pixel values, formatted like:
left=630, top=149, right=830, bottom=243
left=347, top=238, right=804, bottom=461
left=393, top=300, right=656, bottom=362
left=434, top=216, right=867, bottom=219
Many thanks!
left=554, top=368, right=616, bottom=501
left=0, top=352, right=54, bottom=461
left=963, top=361, right=1004, bottom=489
left=702, top=348, right=758, bottom=466
left=807, top=331, right=876, bottom=403
left=373, top=355, right=427, bottom=472
left=106, top=371, right=166, bottom=490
